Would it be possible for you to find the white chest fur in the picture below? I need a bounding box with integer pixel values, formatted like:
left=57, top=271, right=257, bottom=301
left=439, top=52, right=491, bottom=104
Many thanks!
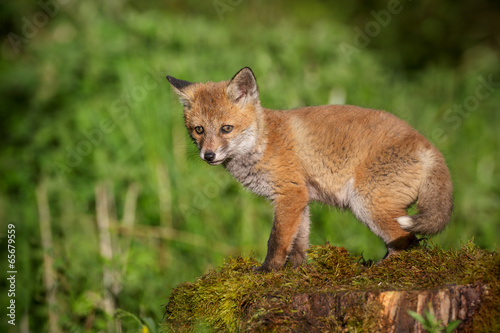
left=224, top=151, right=274, bottom=199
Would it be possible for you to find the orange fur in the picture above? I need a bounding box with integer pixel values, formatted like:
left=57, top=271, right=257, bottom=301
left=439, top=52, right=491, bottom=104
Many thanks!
left=167, top=68, right=453, bottom=271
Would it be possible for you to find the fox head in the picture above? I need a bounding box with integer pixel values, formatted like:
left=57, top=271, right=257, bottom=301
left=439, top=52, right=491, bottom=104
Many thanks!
left=167, top=67, right=262, bottom=165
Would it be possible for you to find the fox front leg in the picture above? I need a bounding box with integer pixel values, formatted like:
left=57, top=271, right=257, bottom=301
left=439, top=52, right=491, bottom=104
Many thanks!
left=254, top=190, right=309, bottom=272
left=287, top=206, right=310, bottom=267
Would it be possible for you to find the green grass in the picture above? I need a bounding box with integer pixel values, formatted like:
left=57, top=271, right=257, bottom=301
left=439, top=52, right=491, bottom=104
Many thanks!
left=1, top=1, right=499, bottom=331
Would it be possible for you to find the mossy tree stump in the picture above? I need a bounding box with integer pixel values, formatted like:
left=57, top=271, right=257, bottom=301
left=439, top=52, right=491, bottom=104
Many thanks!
left=163, top=242, right=499, bottom=332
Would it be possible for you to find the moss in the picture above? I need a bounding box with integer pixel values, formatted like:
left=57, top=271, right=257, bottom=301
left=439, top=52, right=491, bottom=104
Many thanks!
left=163, top=240, right=499, bottom=332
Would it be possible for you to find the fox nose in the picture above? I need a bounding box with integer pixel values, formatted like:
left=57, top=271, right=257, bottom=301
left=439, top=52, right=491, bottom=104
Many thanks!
left=204, top=151, right=216, bottom=162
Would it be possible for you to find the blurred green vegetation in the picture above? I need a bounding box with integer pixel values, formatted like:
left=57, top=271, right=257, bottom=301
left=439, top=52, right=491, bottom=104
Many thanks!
left=0, top=0, right=499, bottom=331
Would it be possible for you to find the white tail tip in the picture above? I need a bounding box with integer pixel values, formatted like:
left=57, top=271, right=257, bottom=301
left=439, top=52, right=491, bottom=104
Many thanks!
left=396, top=216, right=414, bottom=230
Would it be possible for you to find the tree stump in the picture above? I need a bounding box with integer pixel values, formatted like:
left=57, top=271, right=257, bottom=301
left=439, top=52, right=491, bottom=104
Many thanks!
left=242, top=284, right=488, bottom=332
left=163, top=242, right=500, bottom=332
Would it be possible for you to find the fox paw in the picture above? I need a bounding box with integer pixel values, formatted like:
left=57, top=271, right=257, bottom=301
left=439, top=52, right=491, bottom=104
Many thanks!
left=252, top=264, right=281, bottom=273
left=251, top=265, right=269, bottom=273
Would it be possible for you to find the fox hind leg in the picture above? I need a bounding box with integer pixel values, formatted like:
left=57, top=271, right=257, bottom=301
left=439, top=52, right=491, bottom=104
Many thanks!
left=349, top=188, right=417, bottom=259
left=371, top=207, right=418, bottom=259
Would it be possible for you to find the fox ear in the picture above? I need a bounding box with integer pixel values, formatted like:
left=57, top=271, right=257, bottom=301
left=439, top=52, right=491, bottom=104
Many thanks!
left=167, top=75, right=194, bottom=108
left=167, top=76, right=193, bottom=90
left=226, top=67, right=259, bottom=105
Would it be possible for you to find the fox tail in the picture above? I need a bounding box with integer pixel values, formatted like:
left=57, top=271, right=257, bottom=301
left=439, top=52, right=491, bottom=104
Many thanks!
left=397, top=153, right=453, bottom=235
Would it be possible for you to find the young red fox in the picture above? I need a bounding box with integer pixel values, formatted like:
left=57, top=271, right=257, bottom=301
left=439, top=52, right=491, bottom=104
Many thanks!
left=167, top=67, right=453, bottom=272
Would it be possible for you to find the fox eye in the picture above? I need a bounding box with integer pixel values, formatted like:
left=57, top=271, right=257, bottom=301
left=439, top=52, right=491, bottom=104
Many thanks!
left=194, top=126, right=204, bottom=134
left=221, top=125, right=233, bottom=134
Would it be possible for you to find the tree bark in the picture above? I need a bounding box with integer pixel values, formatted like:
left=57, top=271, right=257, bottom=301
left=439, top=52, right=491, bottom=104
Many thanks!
left=243, top=284, right=488, bottom=332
